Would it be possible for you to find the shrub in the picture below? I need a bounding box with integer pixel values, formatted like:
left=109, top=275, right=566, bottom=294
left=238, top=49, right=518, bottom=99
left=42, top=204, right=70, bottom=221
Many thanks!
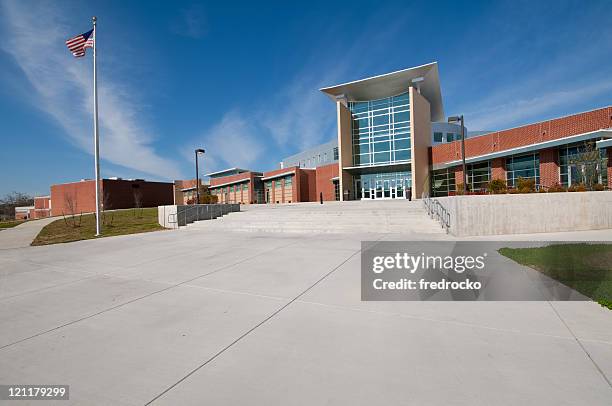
left=199, top=194, right=218, bottom=204
left=516, top=177, right=535, bottom=193
left=487, top=179, right=507, bottom=194
left=592, top=183, right=605, bottom=191
left=568, top=183, right=587, bottom=192
left=508, top=188, right=519, bottom=194
left=537, top=187, right=547, bottom=193
left=547, top=183, right=566, bottom=193
left=455, top=184, right=465, bottom=195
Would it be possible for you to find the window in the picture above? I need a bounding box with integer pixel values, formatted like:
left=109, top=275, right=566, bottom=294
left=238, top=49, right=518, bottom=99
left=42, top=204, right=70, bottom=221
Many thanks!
left=275, top=180, right=282, bottom=188
left=334, top=180, right=340, bottom=201
left=284, top=176, right=292, bottom=186
left=559, top=142, right=608, bottom=187
left=349, top=92, right=410, bottom=167
left=433, top=132, right=443, bottom=143
left=333, top=147, right=339, bottom=160
left=242, top=183, right=248, bottom=191
left=446, top=133, right=454, bottom=143
left=467, top=161, right=490, bottom=191
left=431, top=168, right=456, bottom=197
left=265, top=181, right=272, bottom=189
left=506, top=153, right=540, bottom=188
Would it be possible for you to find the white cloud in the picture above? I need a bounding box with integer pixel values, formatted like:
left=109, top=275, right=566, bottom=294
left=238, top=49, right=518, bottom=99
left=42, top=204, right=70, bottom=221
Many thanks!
left=1, top=1, right=181, bottom=180
left=195, top=111, right=266, bottom=171
left=466, top=80, right=612, bottom=131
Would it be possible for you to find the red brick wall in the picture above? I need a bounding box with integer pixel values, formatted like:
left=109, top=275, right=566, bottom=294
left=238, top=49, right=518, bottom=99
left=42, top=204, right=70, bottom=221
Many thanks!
left=432, top=107, right=612, bottom=164
left=51, top=179, right=173, bottom=216
left=300, top=169, right=317, bottom=202
left=491, top=158, right=505, bottom=181
left=51, top=180, right=97, bottom=216
left=454, top=167, right=464, bottom=190
left=539, top=148, right=560, bottom=188
left=315, top=163, right=339, bottom=201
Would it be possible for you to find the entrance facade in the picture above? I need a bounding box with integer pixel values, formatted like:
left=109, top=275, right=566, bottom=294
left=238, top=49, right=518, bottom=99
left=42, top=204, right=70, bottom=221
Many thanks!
left=354, top=171, right=412, bottom=200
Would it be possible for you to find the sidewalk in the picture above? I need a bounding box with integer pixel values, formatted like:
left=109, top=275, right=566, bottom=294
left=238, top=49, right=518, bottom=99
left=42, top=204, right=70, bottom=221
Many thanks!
left=0, top=217, right=57, bottom=249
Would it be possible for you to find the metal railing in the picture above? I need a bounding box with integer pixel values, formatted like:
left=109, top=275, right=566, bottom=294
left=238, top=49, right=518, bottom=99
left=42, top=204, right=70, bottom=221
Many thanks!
left=173, top=203, right=240, bottom=228
left=422, top=192, right=451, bottom=234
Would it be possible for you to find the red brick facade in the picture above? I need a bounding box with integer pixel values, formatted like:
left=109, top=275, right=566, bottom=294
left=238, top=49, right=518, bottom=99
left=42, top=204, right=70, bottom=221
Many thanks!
left=490, top=158, right=505, bottom=181
left=432, top=107, right=612, bottom=165
left=262, top=167, right=305, bottom=204
left=315, top=163, right=339, bottom=201
left=539, top=148, right=559, bottom=188
left=29, top=196, right=51, bottom=219
left=50, top=179, right=173, bottom=216
left=209, top=172, right=260, bottom=204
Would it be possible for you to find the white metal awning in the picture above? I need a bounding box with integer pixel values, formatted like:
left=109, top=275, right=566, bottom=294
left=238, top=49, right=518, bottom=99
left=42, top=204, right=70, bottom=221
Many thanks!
left=261, top=171, right=295, bottom=181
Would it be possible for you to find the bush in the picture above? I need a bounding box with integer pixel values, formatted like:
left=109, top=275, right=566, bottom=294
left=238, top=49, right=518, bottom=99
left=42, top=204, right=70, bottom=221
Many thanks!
left=199, top=194, right=218, bottom=204
left=516, top=177, right=536, bottom=193
left=547, top=183, right=566, bottom=193
left=537, top=187, right=547, bottom=193
left=487, top=179, right=507, bottom=194
left=592, top=183, right=605, bottom=191
left=455, top=184, right=465, bottom=195
left=568, top=183, right=587, bottom=192
left=508, top=188, right=520, bottom=194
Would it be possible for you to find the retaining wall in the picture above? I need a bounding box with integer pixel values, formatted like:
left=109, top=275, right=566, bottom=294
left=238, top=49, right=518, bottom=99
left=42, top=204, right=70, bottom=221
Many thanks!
left=435, top=191, right=612, bottom=236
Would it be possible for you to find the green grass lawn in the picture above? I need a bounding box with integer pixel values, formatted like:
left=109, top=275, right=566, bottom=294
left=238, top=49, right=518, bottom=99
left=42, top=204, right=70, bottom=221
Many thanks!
left=32, top=207, right=164, bottom=246
left=499, top=244, right=612, bottom=310
left=0, top=219, right=26, bottom=229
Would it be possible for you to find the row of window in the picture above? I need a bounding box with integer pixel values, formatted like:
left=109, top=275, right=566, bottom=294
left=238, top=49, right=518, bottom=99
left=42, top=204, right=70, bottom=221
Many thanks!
left=210, top=183, right=249, bottom=195
left=349, top=92, right=411, bottom=167
left=433, top=132, right=461, bottom=143
left=431, top=143, right=609, bottom=196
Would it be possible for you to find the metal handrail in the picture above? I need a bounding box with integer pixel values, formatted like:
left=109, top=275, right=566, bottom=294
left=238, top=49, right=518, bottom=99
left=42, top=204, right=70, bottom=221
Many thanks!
left=422, top=192, right=451, bottom=234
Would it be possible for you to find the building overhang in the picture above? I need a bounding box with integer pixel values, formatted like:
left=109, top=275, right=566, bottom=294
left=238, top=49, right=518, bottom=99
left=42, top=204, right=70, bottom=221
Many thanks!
left=320, top=62, right=444, bottom=121
left=261, top=171, right=296, bottom=181
left=209, top=178, right=251, bottom=189
left=343, top=161, right=411, bottom=175
left=596, top=137, right=612, bottom=150
left=205, top=167, right=251, bottom=178
left=432, top=129, right=612, bottom=170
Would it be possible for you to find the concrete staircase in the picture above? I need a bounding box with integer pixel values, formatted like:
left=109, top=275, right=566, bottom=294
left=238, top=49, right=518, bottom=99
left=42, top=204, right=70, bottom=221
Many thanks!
left=184, top=200, right=446, bottom=235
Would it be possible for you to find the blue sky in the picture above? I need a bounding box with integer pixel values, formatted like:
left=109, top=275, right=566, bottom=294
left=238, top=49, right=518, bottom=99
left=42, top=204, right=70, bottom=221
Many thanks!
left=1, top=0, right=611, bottom=196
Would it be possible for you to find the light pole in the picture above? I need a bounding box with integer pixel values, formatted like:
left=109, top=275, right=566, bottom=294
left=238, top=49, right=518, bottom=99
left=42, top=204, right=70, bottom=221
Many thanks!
left=448, top=115, right=467, bottom=194
left=195, top=148, right=205, bottom=204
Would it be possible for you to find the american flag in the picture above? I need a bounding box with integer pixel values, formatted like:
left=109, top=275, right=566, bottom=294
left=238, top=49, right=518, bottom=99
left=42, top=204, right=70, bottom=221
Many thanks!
left=65, top=29, right=94, bottom=57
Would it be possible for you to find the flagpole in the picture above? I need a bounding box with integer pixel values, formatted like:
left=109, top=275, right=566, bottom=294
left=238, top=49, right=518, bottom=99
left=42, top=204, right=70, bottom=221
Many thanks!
left=92, top=16, right=101, bottom=236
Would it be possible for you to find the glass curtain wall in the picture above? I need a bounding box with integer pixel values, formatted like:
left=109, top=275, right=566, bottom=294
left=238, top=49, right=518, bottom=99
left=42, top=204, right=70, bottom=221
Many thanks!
left=349, top=92, right=411, bottom=166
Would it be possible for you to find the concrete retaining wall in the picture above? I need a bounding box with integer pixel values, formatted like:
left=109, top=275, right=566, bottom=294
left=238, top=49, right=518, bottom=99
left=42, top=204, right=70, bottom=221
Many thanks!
left=435, top=191, right=612, bottom=236
left=158, top=204, right=240, bottom=229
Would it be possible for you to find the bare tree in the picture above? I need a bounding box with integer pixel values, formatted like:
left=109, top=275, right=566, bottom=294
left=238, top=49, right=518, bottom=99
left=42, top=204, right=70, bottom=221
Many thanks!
left=62, top=191, right=81, bottom=228
left=0, top=191, right=33, bottom=220
left=569, top=142, right=605, bottom=189
left=102, top=191, right=114, bottom=226
left=132, top=188, right=143, bottom=218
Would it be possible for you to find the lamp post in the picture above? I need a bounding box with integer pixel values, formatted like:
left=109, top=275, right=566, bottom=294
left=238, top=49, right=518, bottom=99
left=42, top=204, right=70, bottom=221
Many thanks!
left=195, top=148, right=205, bottom=204
left=448, top=115, right=467, bottom=193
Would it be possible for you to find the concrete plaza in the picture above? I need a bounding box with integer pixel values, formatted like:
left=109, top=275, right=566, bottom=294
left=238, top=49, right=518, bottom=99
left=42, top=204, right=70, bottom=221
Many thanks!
left=0, top=217, right=611, bottom=404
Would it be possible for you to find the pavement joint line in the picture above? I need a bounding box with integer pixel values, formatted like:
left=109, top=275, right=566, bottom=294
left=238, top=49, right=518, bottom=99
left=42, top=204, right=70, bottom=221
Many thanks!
left=294, top=299, right=612, bottom=345
left=0, top=240, right=299, bottom=352
left=547, top=301, right=612, bottom=390
left=144, top=238, right=376, bottom=405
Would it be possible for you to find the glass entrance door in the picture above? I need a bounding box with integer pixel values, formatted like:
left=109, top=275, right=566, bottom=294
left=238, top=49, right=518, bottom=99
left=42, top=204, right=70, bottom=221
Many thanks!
left=357, top=171, right=411, bottom=200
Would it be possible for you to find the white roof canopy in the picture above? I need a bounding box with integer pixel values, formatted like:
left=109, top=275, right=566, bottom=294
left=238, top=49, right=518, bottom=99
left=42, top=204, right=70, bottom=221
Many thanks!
left=320, top=62, right=444, bottom=121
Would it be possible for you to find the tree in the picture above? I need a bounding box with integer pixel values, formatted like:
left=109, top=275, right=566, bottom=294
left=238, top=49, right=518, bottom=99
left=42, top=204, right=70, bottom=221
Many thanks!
left=0, top=191, right=34, bottom=220
left=569, top=142, right=605, bottom=190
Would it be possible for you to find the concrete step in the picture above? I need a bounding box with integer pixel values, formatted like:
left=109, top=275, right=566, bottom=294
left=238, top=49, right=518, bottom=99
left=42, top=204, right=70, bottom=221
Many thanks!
left=183, top=200, right=444, bottom=235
